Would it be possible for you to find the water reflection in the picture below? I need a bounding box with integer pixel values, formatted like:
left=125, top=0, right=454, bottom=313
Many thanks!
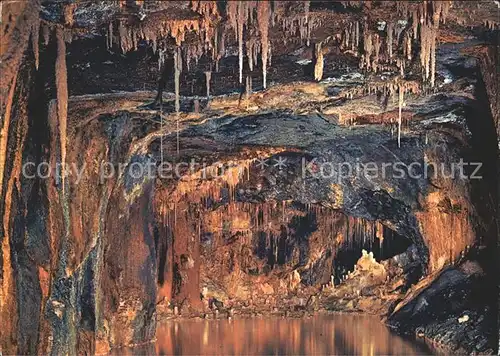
left=127, top=314, right=432, bottom=355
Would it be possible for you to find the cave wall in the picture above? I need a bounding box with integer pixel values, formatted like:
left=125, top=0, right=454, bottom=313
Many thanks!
left=0, top=13, right=162, bottom=348
left=1, top=2, right=43, bottom=353
left=39, top=104, right=161, bottom=353
left=0, top=46, right=39, bottom=356
left=0, top=91, right=484, bottom=353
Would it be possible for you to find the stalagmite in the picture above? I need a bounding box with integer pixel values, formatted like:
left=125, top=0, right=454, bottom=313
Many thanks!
left=314, top=42, right=324, bottom=81
left=257, top=1, right=270, bottom=88
left=55, top=27, right=68, bottom=191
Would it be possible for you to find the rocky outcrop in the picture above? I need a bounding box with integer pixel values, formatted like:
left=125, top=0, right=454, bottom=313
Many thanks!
left=388, top=260, right=495, bottom=354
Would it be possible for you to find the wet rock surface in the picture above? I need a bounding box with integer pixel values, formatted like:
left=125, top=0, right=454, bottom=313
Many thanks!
left=388, top=259, right=496, bottom=354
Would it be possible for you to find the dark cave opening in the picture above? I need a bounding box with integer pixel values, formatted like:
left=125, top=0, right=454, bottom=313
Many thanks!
left=171, top=199, right=417, bottom=289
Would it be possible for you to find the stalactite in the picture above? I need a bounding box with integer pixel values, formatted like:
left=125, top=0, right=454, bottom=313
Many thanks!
left=348, top=26, right=353, bottom=49
left=412, top=11, right=418, bottom=39
left=349, top=22, right=355, bottom=50
left=387, top=22, right=393, bottom=60
left=398, top=84, right=403, bottom=148
left=415, top=0, right=450, bottom=87
left=186, top=47, right=193, bottom=72
left=191, top=0, right=219, bottom=20
left=158, top=49, right=165, bottom=72
left=304, top=1, right=310, bottom=23
left=420, top=23, right=431, bottom=82
left=304, top=0, right=310, bottom=46
left=132, top=29, right=138, bottom=51
left=106, top=21, right=113, bottom=50
left=0, top=70, right=18, bottom=217
left=355, top=21, right=360, bottom=50
left=32, top=19, right=40, bottom=70
left=253, top=41, right=259, bottom=72
left=63, top=29, right=72, bottom=44
left=429, top=3, right=443, bottom=88
left=174, top=47, right=181, bottom=154
left=227, top=1, right=238, bottom=37
left=429, top=28, right=436, bottom=86
left=314, top=42, right=324, bottom=81
left=362, top=31, right=373, bottom=70
left=42, top=24, right=50, bottom=46
left=151, top=33, right=157, bottom=53
left=55, top=27, right=68, bottom=191
left=63, top=3, right=76, bottom=27
left=257, top=1, right=270, bottom=89
left=246, top=38, right=254, bottom=72
left=106, top=21, right=113, bottom=51
left=373, top=34, right=381, bottom=73
left=237, top=2, right=246, bottom=84
left=119, top=20, right=127, bottom=53
left=244, top=75, right=252, bottom=109
left=216, top=26, right=225, bottom=72
left=205, top=71, right=211, bottom=99
left=268, top=43, right=272, bottom=67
